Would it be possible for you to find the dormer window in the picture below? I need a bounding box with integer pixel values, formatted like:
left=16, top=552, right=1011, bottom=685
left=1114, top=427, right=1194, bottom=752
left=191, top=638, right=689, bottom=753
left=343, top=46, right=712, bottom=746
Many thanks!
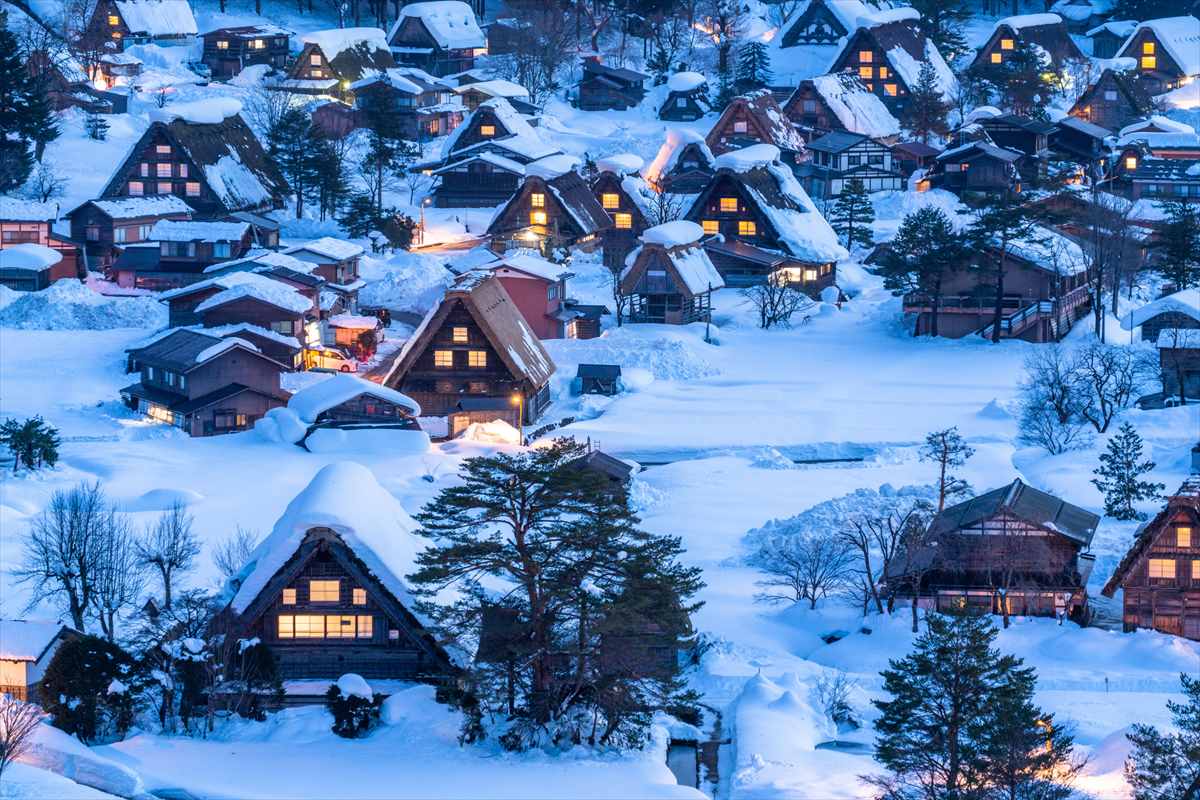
left=531, top=193, right=545, bottom=208
left=1000, top=38, right=1014, bottom=50
left=601, top=193, right=619, bottom=209
left=733, top=120, right=748, bottom=133
left=719, top=197, right=738, bottom=212
left=108, top=14, right=119, bottom=25
left=480, top=124, right=495, bottom=136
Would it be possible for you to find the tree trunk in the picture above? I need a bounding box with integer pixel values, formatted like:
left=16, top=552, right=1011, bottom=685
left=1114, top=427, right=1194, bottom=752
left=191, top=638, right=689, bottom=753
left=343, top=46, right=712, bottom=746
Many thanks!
left=910, top=587, right=919, bottom=633
left=991, top=250, right=1005, bottom=344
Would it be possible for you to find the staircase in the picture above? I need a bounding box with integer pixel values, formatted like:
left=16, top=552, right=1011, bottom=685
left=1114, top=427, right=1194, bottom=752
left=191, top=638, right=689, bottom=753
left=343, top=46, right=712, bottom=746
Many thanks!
left=977, top=301, right=1055, bottom=340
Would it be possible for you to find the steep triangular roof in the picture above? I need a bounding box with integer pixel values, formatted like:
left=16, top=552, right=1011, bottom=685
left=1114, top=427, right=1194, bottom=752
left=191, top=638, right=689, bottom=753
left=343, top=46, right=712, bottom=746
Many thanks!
left=928, top=478, right=1100, bottom=546
left=299, top=28, right=394, bottom=82
left=786, top=74, right=900, bottom=139
left=488, top=169, right=612, bottom=240
left=619, top=222, right=724, bottom=298
left=1102, top=476, right=1200, bottom=596
left=832, top=20, right=958, bottom=103
left=706, top=89, right=806, bottom=155
left=644, top=128, right=716, bottom=186
left=439, top=97, right=555, bottom=163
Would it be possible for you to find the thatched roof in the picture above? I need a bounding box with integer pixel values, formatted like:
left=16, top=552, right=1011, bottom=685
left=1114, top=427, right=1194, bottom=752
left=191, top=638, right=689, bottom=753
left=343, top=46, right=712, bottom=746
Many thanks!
left=1102, top=477, right=1200, bottom=596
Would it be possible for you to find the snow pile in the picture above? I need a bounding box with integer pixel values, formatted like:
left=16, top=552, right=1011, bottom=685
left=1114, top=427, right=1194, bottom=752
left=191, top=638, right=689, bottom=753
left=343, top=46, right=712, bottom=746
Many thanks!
left=748, top=447, right=795, bottom=470
left=994, top=12, right=1063, bottom=31
left=544, top=325, right=719, bottom=381
left=0, top=280, right=165, bottom=330
left=732, top=671, right=830, bottom=790
left=122, top=487, right=204, bottom=511
left=458, top=419, right=521, bottom=444
left=152, top=97, right=243, bottom=125
left=114, top=0, right=197, bottom=36
left=526, top=153, right=580, bottom=179
left=0, top=243, right=62, bottom=271
left=21, top=723, right=146, bottom=798
left=306, top=427, right=431, bottom=454
left=714, top=143, right=781, bottom=173
left=596, top=153, right=644, bottom=175
left=395, top=1, right=485, bottom=50
left=0, top=620, right=62, bottom=661
left=860, top=6, right=919, bottom=26
left=302, top=27, right=389, bottom=62
left=289, top=373, right=421, bottom=423
left=667, top=71, right=706, bottom=92
left=642, top=220, right=703, bottom=247
left=358, top=254, right=452, bottom=313
left=336, top=673, right=373, bottom=700
left=255, top=406, right=311, bottom=444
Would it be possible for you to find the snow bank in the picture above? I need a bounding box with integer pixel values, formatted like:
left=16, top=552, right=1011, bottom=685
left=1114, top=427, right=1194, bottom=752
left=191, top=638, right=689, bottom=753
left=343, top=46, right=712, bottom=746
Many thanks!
left=667, top=71, right=706, bottom=92
left=305, top=427, right=431, bottom=454
left=0, top=243, right=62, bottom=271
left=256, top=406, right=310, bottom=445
left=0, top=280, right=165, bottom=330
left=458, top=419, right=521, bottom=444
left=733, top=671, right=829, bottom=782
left=543, top=325, right=719, bottom=381
left=641, top=220, right=703, bottom=247
left=336, top=673, right=373, bottom=700
left=289, top=373, right=421, bottom=423
left=21, top=723, right=146, bottom=799
left=152, top=97, right=243, bottom=125
left=596, top=153, right=644, bottom=175
left=121, top=487, right=204, bottom=511
left=714, top=143, right=780, bottom=173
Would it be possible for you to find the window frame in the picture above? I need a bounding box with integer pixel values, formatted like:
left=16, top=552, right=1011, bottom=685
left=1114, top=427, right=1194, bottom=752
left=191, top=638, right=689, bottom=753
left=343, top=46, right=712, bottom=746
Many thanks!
left=309, top=579, right=340, bottom=602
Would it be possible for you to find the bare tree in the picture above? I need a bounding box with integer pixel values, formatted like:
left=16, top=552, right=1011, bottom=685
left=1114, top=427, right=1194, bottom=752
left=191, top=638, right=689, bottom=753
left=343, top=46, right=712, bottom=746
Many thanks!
left=21, top=160, right=66, bottom=203
left=137, top=502, right=200, bottom=609
left=841, top=499, right=933, bottom=615
left=240, top=86, right=296, bottom=140
left=605, top=258, right=632, bottom=327
left=742, top=274, right=815, bottom=329
left=1082, top=191, right=1146, bottom=334
left=814, top=669, right=858, bottom=728
left=888, top=515, right=940, bottom=633
left=919, top=427, right=975, bottom=511
left=1157, top=327, right=1194, bottom=405
left=493, top=7, right=574, bottom=106
left=0, top=695, right=42, bottom=780
left=984, top=515, right=1056, bottom=628
left=750, top=531, right=855, bottom=609
left=642, top=190, right=685, bottom=228
left=766, top=0, right=803, bottom=29
left=1016, top=347, right=1089, bottom=454
left=212, top=527, right=259, bottom=579
left=14, top=483, right=111, bottom=631
left=92, top=516, right=145, bottom=641
left=1073, top=340, right=1150, bottom=433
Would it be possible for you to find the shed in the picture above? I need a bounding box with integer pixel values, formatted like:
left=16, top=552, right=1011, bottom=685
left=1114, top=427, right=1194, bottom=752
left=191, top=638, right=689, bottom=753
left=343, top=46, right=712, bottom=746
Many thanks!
left=0, top=620, right=79, bottom=702
left=575, top=363, right=621, bottom=395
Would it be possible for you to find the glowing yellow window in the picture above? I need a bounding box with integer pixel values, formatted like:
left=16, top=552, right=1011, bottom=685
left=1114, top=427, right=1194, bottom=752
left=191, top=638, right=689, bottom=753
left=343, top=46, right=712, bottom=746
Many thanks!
left=1179, top=527, right=1193, bottom=548
left=1148, top=558, right=1175, bottom=579
left=451, top=326, right=468, bottom=343
left=738, top=220, right=757, bottom=236
left=601, top=192, right=620, bottom=209
left=531, top=192, right=545, bottom=207
left=1125, top=156, right=1137, bottom=170
left=112, top=31, right=122, bottom=39
left=878, top=66, right=889, bottom=79
left=217, top=39, right=229, bottom=49
left=859, top=66, right=874, bottom=79
left=803, top=268, right=818, bottom=281
left=990, top=52, right=1002, bottom=64
left=480, top=124, right=496, bottom=136
left=293, top=615, right=325, bottom=638
left=614, top=212, right=632, bottom=229
left=282, top=588, right=296, bottom=605
left=356, top=615, right=374, bottom=638
left=108, top=14, right=119, bottom=24
left=468, top=350, right=487, bottom=367
left=884, top=84, right=898, bottom=96
left=277, top=615, right=294, bottom=638
left=1141, top=56, right=1156, bottom=69
left=326, top=615, right=356, bottom=638
left=858, top=51, right=872, bottom=63
left=530, top=210, right=547, bottom=225
left=310, top=579, right=339, bottom=602
left=353, top=588, right=367, bottom=605
left=1000, top=38, right=1014, bottom=50
left=252, top=39, right=264, bottom=49
left=1194, top=560, right=1200, bottom=580
left=156, top=145, right=171, bottom=154
left=1142, top=41, right=1155, bottom=54
left=719, top=197, right=738, bottom=212
left=701, top=220, right=719, bottom=234
left=310, top=53, right=322, bottom=65
left=433, top=350, right=453, bottom=367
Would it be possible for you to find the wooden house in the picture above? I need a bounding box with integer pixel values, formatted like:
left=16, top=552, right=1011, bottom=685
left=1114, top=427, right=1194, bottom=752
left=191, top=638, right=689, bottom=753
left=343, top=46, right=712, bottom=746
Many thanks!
left=902, top=224, right=1093, bottom=341
left=0, top=197, right=82, bottom=280
left=0, top=621, right=79, bottom=702
left=82, top=0, right=197, bottom=52
left=705, top=89, right=805, bottom=165
left=482, top=17, right=529, bottom=56
left=575, top=364, right=621, bottom=396
left=1114, top=16, right=1200, bottom=94
left=975, top=114, right=1057, bottom=185
left=386, top=1, right=485, bottom=77
left=160, top=271, right=318, bottom=349
left=827, top=17, right=957, bottom=113
left=780, top=0, right=875, bottom=47
left=890, top=140, right=940, bottom=179
left=1129, top=159, right=1200, bottom=202
left=96, top=108, right=288, bottom=218
left=231, top=211, right=281, bottom=249
left=452, top=79, right=536, bottom=115
left=423, top=97, right=558, bottom=207
left=1103, top=468, right=1200, bottom=640
left=800, top=131, right=902, bottom=199
left=201, top=24, right=290, bottom=80
left=485, top=157, right=611, bottom=254
left=1122, top=287, right=1200, bottom=344
left=110, top=219, right=254, bottom=290
left=282, top=237, right=365, bottom=311
left=351, top=67, right=463, bottom=141
left=886, top=479, right=1099, bottom=620
left=592, top=154, right=652, bottom=270
left=684, top=144, right=847, bottom=267
left=619, top=221, right=724, bottom=325
left=576, top=59, right=648, bottom=111
left=970, top=13, right=1085, bottom=72
left=643, top=128, right=716, bottom=194
left=703, top=238, right=835, bottom=298
left=97, top=52, right=142, bottom=85
left=927, top=140, right=1023, bottom=196
left=658, top=72, right=712, bottom=122
left=0, top=244, right=68, bottom=292
left=1087, top=20, right=1137, bottom=60
left=783, top=74, right=900, bottom=142
left=383, top=272, right=555, bottom=430
left=121, top=328, right=289, bottom=436
left=1112, top=118, right=1200, bottom=186
left=1068, top=68, right=1154, bottom=133
left=1048, top=116, right=1112, bottom=168
left=67, top=195, right=192, bottom=268
left=285, top=374, right=422, bottom=446
left=1154, top=329, right=1200, bottom=403
left=445, top=250, right=574, bottom=339
left=216, top=462, right=458, bottom=694
left=277, top=28, right=393, bottom=98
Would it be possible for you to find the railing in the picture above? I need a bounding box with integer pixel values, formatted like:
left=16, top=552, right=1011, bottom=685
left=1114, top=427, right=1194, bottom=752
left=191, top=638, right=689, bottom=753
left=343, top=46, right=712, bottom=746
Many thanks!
left=978, top=301, right=1054, bottom=339
left=903, top=294, right=1025, bottom=313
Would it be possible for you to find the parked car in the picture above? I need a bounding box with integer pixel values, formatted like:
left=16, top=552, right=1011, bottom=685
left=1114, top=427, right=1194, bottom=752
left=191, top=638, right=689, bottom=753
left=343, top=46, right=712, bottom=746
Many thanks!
left=309, top=345, right=359, bottom=373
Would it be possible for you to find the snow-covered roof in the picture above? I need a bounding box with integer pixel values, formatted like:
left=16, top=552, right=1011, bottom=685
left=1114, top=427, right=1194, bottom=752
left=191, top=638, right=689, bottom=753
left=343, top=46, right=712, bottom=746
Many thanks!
left=1005, top=225, right=1088, bottom=274
left=441, top=98, right=553, bottom=162
left=596, top=153, right=644, bottom=175
left=224, top=463, right=430, bottom=626
left=885, top=36, right=958, bottom=105
left=452, top=79, right=528, bottom=98
left=200, top=322, right=301, bottom=349
left=1117, top=116, right=1200, bottom=148
left=0, top=197, right=58, bottom=221
left=0, top=620, right=67, bottom=662
left=151, top=97, right=242, bottom=125
left=1156, top=328, right=1200, bottom=348
left=288, top=374, right=420, bottom=423
left=0, top=243, right=62, bottom=271
left=328, top=313, right=379, bottom=329
left=204, top=152, right=274, bottom=211
left=284, top=237, right=365, bottom=261
left=866, top=7, right=919, bottom=25
left=149, top=219, right=249, bottom=242
left=195, top=336, right=260, bottom=364
left=1122, top=16, right=1200, bottom=77
left=113, top=0, right=197, bottom=36
left=642, top=220, right=704, bottom=247
left=667, top=71, right=706, bottom=93
left=643, top=128, right=715, bottom=185
left=493, top=253, right=570, bottom=282
left=994, top=12, right=1063, bottom=31
left=352, top=67, right=423, bottom=93
left=302, top=27, right=390, bottom=61
left=88, top=195, right=193, bottom=219
left=394, top=1, right=485, bottom=50
left=807, top=73, right=899, bottom=139
left=526, top=153, right=579, bottom=179
left=100, top=52, right=142, bottom=66
left=195, top=277, right=314, bottom=315
left=714, top=143, right=783, bottom=172
left=1086, top=19, right=1136, bottom=38
left=1122, top=288, right=1200, bottom=330
left=666, top=243, right=724, bottom=295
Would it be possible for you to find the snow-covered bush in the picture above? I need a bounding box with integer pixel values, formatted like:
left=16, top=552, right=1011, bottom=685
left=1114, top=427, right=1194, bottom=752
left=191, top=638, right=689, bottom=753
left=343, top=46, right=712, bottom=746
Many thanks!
left=39, top=635, right=139, bottom=744
left=325, top=675, right=385, bottom=739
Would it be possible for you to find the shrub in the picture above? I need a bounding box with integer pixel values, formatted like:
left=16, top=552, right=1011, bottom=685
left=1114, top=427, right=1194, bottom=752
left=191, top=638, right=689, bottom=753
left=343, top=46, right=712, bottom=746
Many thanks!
left=39, top=635, right=137, bottom=744
left=324, top=676, right=384, bottom=739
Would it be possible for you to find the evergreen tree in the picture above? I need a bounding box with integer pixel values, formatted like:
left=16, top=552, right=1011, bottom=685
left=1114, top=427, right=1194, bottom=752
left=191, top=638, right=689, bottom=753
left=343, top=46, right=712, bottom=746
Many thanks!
left=1154, top=199, right=1200, bottom=289
left=84, top=109, right=110, bottom=141
left=905, top=0, right=970, bottom=61
left=40, top=635, right=138, bottom=744
left=357, top=86, right=406, bottom=215
left=267, top=107, right=318, bottom=218
left=734, top=41, right=772, bottom=94
left=340, top=193, right=379, bottom=239
left=974, top=40, right=1054, bottom=120
left=919, top=427, right=975, bottom=511
left=25, top=74, right=60, bottom=161
left=0, top=16, right=34, bottom=191
left=408, top=438, right=703, bottom=750
left=1126, top=673, right=1200, bottom=800
left=967, top=192, right=1047, bottom=343
left=0, top=415, right=60, bottom=473
left=827, top=179, right=875, bottom=251
left=874, top=206, right=968, bottom=337
left=1091, top=422, right=1164, bottom=520
left=901, top=62, right=950, bottom=145
left=307, top=133, right=350, bottom=221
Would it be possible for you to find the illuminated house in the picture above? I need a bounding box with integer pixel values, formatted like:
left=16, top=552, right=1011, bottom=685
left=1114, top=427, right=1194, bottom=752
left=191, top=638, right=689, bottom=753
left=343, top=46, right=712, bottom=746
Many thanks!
left=970, top=13, right=1084, bottom=73
left=386, top=1, right=486, bottom=77
left=277, top=28, right=394, bottom=98
left=1114, top=16, right=1200, bottom=94
left=1068, top=67, right=1154, bottom=132
left=826, top=14, right=957, bottom=112
left=485, top=155, right=611, bottom=253
left=705, top=89, right=806, bottom=165
left=618, top=221, right=724, bottom=325
left=591, top=154, right=652, bottom=270
left=200, top=24, right=290, bottom=79
left=82, top=0, right=197, bottom=52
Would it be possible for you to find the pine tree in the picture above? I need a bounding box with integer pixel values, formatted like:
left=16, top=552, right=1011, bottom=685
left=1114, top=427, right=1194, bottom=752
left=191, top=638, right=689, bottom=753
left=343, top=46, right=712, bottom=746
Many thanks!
left=25, top=75, right=60, bottom=162
left=1154, top=199, right=1200, bottom=289
left=0, top=416, right=60, bottom=473
left=0, top=17, right=34, bottom=191
left=901, top=62, right=949, bottom=145
left=340, top=193, right=379, bottom=239
left=267, top=107, right=317, bottom=219
left=874, top=206, right=968, bottom=337
left=734, top=41, right=772, bottom=94
left=1126, top=674, right=1200, bottom=800
left=827, top=179, right=875, bottom=251
left=1091, top=422, right=1164, bottom=520
left=307, top=133, right=349, bottom=221
left=84, top=109, right=110, bottom=141
left=919, top=427, right=974, bottom=511
left=905, top=0, right=970, bottom=61
left=967, top=192, right=1046, bottom=343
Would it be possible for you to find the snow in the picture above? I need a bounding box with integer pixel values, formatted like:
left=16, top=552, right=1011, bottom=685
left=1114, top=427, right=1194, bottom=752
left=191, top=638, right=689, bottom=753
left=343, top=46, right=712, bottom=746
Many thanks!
left=886, top=38, right=959, bottom=106
left=861, top=6, right=919, bottom=26
left=666, top=71, right=706, bottom=93
left=713, top=142, right=782, bottom=173
left=1122, top=288, right=1200, bottom=331
left=1087, top=20, right=1137, bottom=38
left=148, top=219, right=250, bottom=242
left=288, top=373, right=421, bottom=423
left=1155, top=328, right=1200, bottom=348
left=0, top=620, right=62, bottom=661
left=441, top=98, right=555, bottom=162
left=756, top=159, right=849, bottom=264
left=192, top=273, right=313, bottom=315
left=458, top=419, right=521, bottom=444
left=453, top=79, right=529, bottom=99
left=1006, top=225, right=1089, bottom=275
left=667, top=243, right=724, bottom=295
left=336, top=673, right=373, bottom=700
left=285, top=237, right=365, bottom=261
left=808, top=74, right=900, bottom=139
left=304, top=427, right=432, bottom=454
left=302, top=27, right=390, bottom=62
left=113, top=0, right=198, bottom=36
left=0, top=197, right=58, bottom=221
left=195, top=336, right=261, bottom=364
left=641, top=220, right=704, bottom=247
left=994, top=12, right=1064, bottom=31
left=1126, top=16, right=1200, bottom=77
left=0, top=243, right=62, bottom=271
left=0, top=280, right=165, bottom=330
left=328, top=314, right=379, bottom=330
left=20, top=723, right=145, bottom=798
left=525, top=153, right=580, bottom=179
left=152, top=97, right=243, bottom=126
left=87, top=195, right=193, bottom=219
left=596, top=153, right=644, bottom=175
left=204, top=151, right=274, bottom=211
left=394, top=1, right=485, bottom=51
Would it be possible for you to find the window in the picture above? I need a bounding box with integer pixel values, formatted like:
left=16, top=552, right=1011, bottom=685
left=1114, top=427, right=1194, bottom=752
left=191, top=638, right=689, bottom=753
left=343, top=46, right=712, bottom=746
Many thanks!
left=531, top=192, right=545, bottom=208
left=1125, top=156, right=1137, bottom=170
left=112, top=31, right=121, bottom=39
left=310, top=53, right=322, bottom=65
left=1141, top=56, right=1156, bottom=69
left=884, top=83, right=898, bottom=97
left=108, top=14, right=119, bottom=24
left=858, top=50, right=872, bottom=63
left=1104, top=90, right=1117, bottom=101
left=282, top=588, right=296, bottom=605
left=213, top=242, right=231, bottom=259
left=252, top=39, right=265, bottom=49
left=156, top=145, right=171, bottom=155
left=451, top=326, right=469, bottom=343
left=802, top=99, right=817, bottom=113
left=1000, top=38, right=1014, bottom=50
left=547, top=284, right=558, bottom=300
left=480, top=124, right=495, bottom=136
left=129, top=181, right=144, bottom=196
left=114, top=227, right=127, bottom=243
left=738, top=220, right=757, bottom=236
left=353, top=588, right=367, bottom=605
left=165, top=371, right=176, bottom=386
left=719, top=197, right=738, bottom=212
left=468, top=381, right=488, bottom=393
left=311, top=69, right=324, bottom=78
left=158, top=182, right=173, bottom=194
left=326, top=615, right=356, bottom=638
left=702, top=219, right=719, bottom=234
left=294, top=615, right=324, bottom=638
left=990, top=52, right=1002, bottom=64
left=309, top=579, right=339, bottom=602
left=1142, top=41, right=1155, bottom=54
left=217, top=39, right=228, bottom=49
left=878, top=66, right=888, bottom=79
left=677, top=97, right=687, bottom=108
left=86, top=225, right=100, bottom=241
left=1179, top=527, right=1193, bottom=548
left=139, top=224, right=152, bottom=239
left=185, top=182, right=201, bottom=197
left=1194, top=560, right=1200, bottom=580
left=1148, top=558, right=1176, bottom=579
left=178, top=164, right=187, bottom=178
left=277, top=615, right=294, bottom=638
left=530, top=210, right=547, bottom=225
left=356, top=615, right=373, bottom=638
left=803, top=268, right=818, bottom=282
left=859, top=66, right=874, bottom=79
left=614, top=212, right=632, bottom=229
left=270, top=320, right=295, bottom=335
left=156, top=163, right=173, bottom=178
left=601, top=192, right=620, bottom=210
left=147, top=366, right=156, bottom=381
left=468, top=350, right=487, bottom=367
left=161, top=242, right=195, bottom=258
left=733, top=120, right=748, bottom=133
left=140, top=163, right=149, bottom=177
left=434, top=349, right=453, bottom=367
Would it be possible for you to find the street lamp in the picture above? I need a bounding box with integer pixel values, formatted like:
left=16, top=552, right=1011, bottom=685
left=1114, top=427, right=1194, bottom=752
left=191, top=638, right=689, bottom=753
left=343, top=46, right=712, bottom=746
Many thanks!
left=510, top=391, right=523, bottom=445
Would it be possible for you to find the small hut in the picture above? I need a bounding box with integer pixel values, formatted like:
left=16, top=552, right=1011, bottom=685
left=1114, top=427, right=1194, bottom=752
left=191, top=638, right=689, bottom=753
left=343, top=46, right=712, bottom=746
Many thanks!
left=619, top=221, right=724, bottom=325
left=658, top=72, right=711, bottom=121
